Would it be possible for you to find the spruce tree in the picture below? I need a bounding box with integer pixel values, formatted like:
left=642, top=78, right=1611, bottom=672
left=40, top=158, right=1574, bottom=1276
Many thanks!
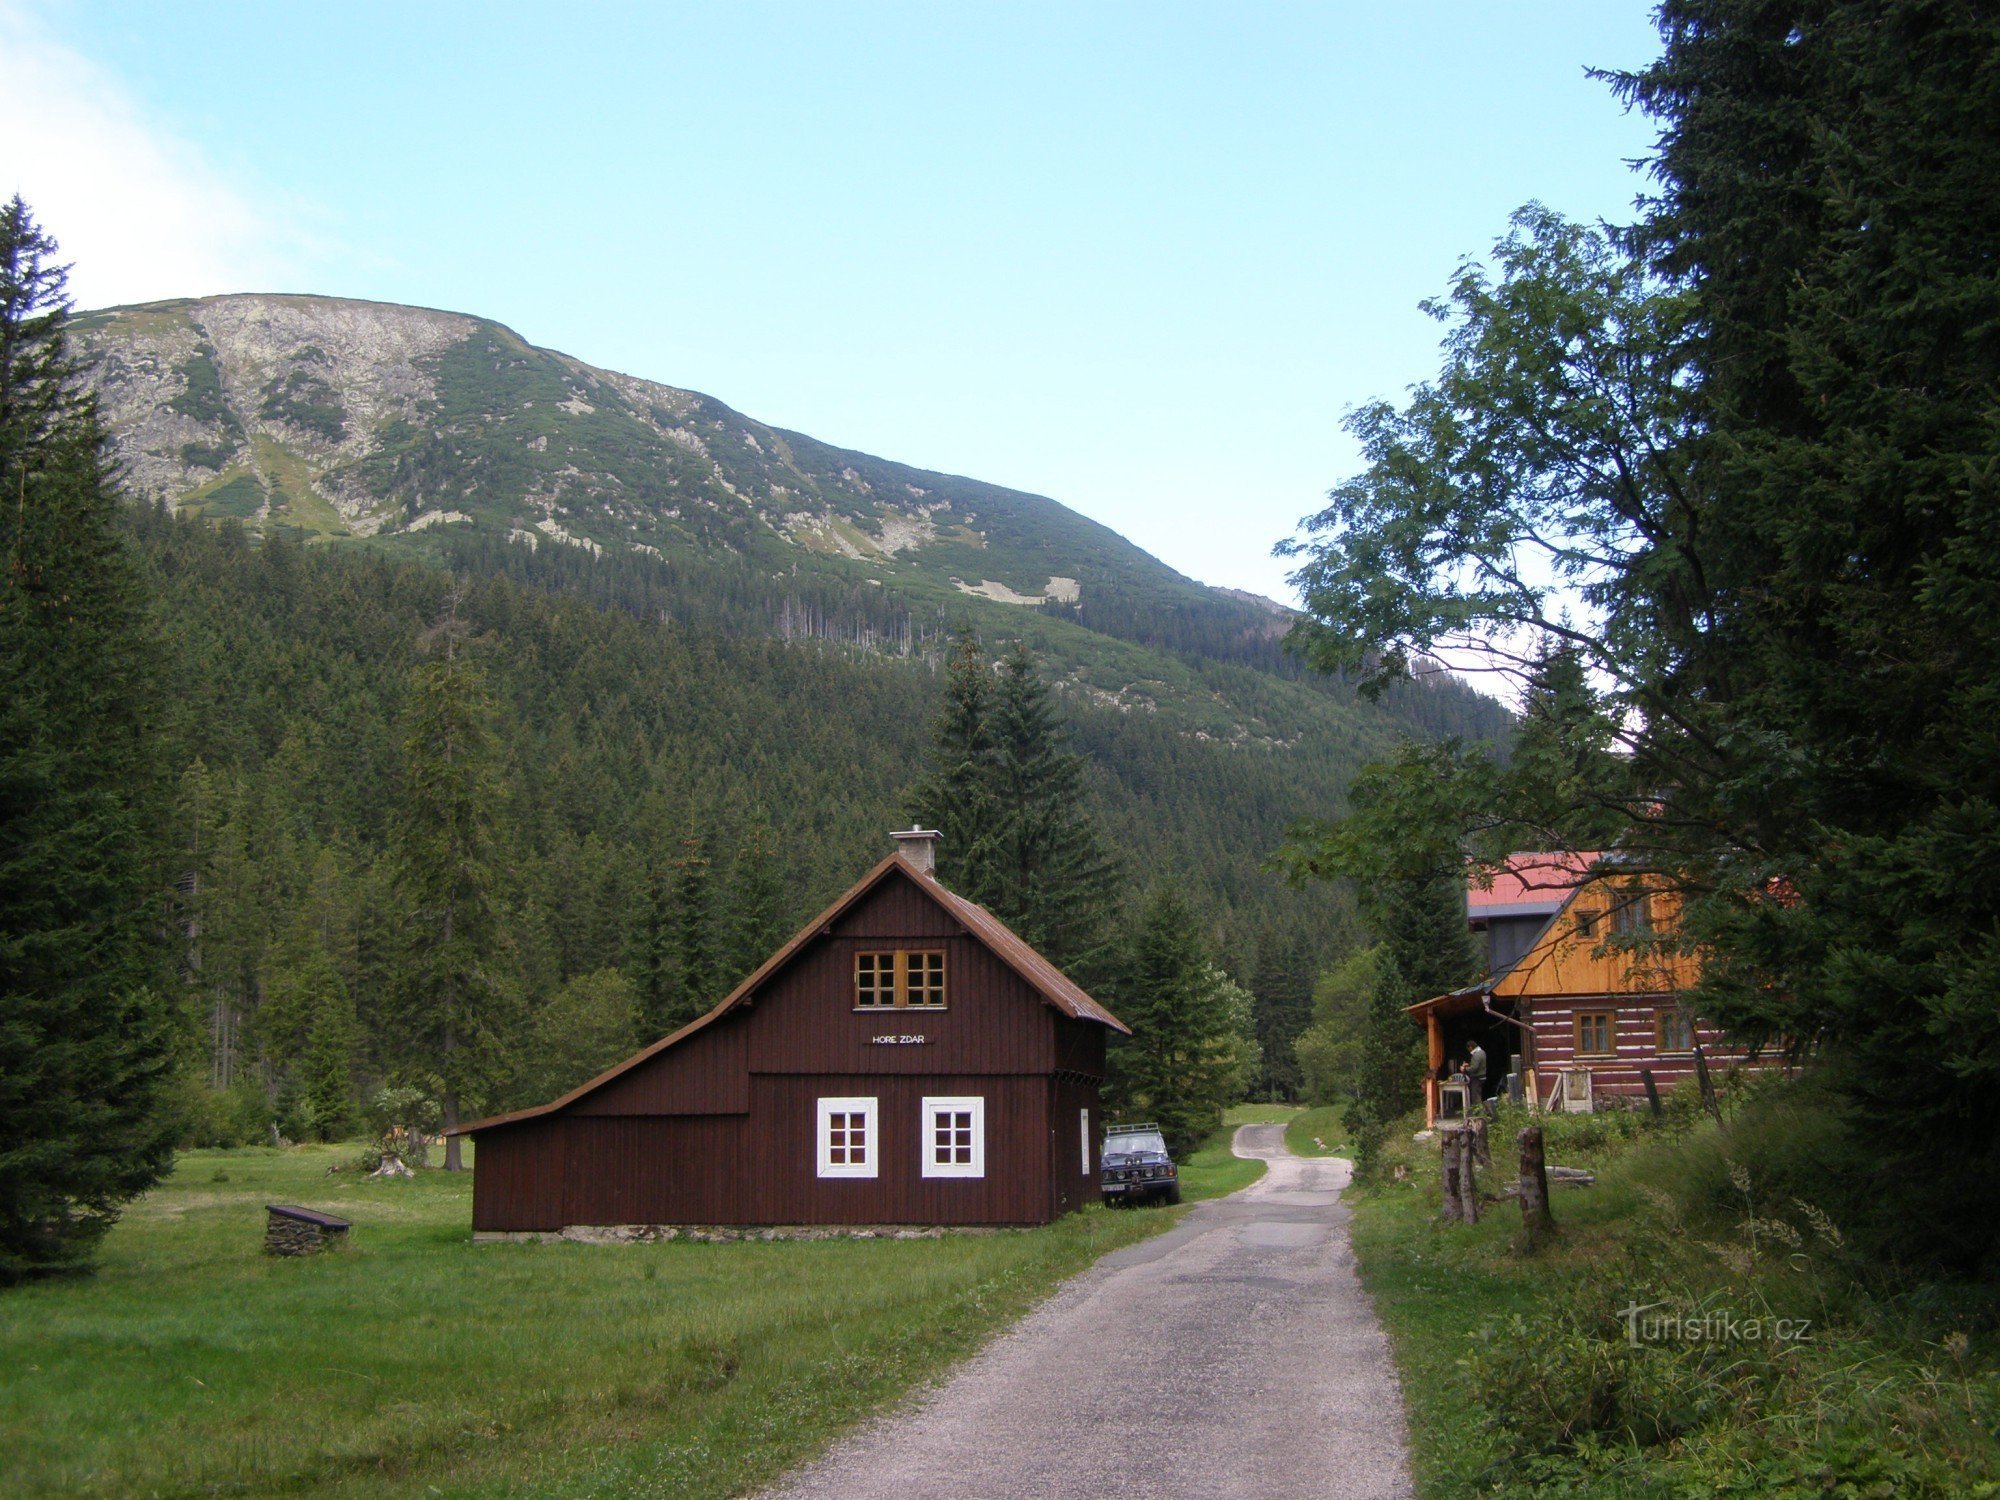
left=725, top=817, right=786, bottom=985
left=1107, top=888, right=1240, bottom=1156
left=1249, top=928, right=1318, bottom=1101
left=986, top=644, right=1120, bottom=980
left=669, top=833, right=717, bottom=1027
left=390, top=588, right=508, bottom=1169
left=1343, top=950, right=1425, bottom=1179
left=915, top=626, right=1001, bottom=904
left=1614, top=1, right=2000, bottom=1263
left=0, top=198, right=177, bottom=1278
left=298, top=959, right=360, bottom=1141
left=635, top=858, right=676, bottom=1042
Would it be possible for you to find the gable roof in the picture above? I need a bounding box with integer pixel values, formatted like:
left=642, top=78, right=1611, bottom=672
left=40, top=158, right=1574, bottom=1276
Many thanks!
left=1467, top=851, right=1601, bottom=922
left=454, top=853, right=1128, bottom=1135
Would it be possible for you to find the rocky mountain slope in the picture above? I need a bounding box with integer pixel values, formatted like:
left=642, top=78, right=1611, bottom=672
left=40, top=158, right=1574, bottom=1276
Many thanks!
left=77, top=293, right=1508, bottom=756
left=79, top=295, right=1269, bottom=618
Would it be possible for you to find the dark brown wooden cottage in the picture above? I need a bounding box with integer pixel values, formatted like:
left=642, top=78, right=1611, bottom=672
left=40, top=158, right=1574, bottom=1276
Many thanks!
left=455, top=830, right=1130, bottom=1232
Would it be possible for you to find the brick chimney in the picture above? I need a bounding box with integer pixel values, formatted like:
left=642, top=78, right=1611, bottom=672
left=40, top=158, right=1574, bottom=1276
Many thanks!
left=891, top=825, right=942, bottom=875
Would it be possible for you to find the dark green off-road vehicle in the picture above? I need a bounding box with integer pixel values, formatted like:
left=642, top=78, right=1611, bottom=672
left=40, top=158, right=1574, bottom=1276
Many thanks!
left=1101, top=1122, right=1180, bottom=1205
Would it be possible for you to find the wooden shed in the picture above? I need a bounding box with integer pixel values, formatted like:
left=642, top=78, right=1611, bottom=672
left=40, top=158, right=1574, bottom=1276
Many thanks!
left=455, top=830, right=1129, bottom=1233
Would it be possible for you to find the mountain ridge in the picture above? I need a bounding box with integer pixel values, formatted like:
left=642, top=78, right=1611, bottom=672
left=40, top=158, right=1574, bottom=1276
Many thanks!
left=78, top=292, right=1229, bottom=611
left=76, top=291, right=1510, bottom=757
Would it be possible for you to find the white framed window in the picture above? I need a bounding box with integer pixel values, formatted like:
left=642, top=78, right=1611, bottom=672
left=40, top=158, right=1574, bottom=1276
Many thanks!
left=817, top=1096, right=878, bottom=1178
left=921, top=1095, right=985, bottom=1179
left=1080, top=1107, right=1092, bottom=1176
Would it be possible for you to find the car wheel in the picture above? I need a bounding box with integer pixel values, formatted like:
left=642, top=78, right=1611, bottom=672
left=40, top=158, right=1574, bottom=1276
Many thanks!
left=1165, top=1184, right=1182, bottom=1205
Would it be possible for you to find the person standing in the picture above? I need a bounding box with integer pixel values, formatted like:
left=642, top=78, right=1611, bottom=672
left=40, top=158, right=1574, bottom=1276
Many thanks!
left=1464, top=1039, right=1488, bottom=1107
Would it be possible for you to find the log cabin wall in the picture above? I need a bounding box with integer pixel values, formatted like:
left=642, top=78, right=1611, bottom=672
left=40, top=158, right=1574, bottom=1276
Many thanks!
left=1526, top=997, right=1753, bottom=1099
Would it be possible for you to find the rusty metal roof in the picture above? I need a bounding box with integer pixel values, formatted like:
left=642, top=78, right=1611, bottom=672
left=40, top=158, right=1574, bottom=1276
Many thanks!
left=454, top=853, right=1128, bottom=1135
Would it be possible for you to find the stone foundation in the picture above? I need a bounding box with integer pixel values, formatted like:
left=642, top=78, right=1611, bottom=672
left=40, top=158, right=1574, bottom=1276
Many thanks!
left=472, top=1223, right=1004, bottom=1245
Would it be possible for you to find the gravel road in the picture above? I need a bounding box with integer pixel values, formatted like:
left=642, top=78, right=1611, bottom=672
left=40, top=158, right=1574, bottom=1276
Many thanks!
left=760, top=1122, right=1412, bottom=1500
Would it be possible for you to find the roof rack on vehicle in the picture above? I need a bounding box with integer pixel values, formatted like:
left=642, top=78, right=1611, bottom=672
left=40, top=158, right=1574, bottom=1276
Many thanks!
left=1105, top=1122, right=1162, bottom=1134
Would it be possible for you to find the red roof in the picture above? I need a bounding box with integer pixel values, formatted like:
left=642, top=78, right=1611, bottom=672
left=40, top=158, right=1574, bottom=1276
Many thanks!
left=1466, top=851, right=1600, bottom=919
left=453, top=853, right=1128, bottom=1135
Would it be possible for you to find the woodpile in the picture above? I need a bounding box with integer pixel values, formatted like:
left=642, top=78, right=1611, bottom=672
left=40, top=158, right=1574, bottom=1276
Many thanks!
left=264, top=1205, right=351, bottom=1256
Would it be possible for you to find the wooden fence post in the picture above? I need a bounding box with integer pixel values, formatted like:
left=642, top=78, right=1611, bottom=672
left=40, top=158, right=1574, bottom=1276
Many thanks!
left=1517, top=1125, right=1555, bottom=1250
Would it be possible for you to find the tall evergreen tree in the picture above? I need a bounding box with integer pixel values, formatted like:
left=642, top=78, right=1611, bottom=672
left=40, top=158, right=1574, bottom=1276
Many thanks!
left=0, top=198, right=176, bottom=1278
left=299, top=965, right=360, bottom=1141
left=390, top=588, right=508, bottom=1170
left=1107, top=888, right=1243, bottom=1156
left=635, top=858, right=676, bottom=1043
left=1249, top=928, right=1318, bottom=1101
left=669, top=833, right=717, bottom=1027
left=1343, top=950, right=1425, bottom=1179
left=915, top=626, right=1001, bottom=904
left=1615, top=0, right=2000, bottom=1263
left=985, top=644, right=1120, bottom=979
left=725, top=817, right=786, bottom=985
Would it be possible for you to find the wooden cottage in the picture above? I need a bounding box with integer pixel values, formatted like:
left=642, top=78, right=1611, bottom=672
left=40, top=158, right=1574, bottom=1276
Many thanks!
left=1411, top=857, right=1760, bottom=1122
left=455, top=829, right=1129, bottom=1233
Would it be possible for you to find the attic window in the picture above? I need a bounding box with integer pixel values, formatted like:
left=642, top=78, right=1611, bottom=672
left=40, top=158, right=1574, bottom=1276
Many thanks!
left=1574, top=907, right=1601, bottom=939
left=855, top=950, right=947, bottom=1008
left=1612, top=894, right=1654, bottom=935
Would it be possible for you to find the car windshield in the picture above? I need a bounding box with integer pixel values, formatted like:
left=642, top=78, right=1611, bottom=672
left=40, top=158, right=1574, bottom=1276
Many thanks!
left=1103, top=1131, right=1167, bottom=1159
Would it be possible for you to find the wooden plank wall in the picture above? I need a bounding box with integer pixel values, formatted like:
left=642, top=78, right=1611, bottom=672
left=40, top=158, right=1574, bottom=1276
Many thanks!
left=1493, top=881, right=1702, bottom=1002
left=1045, top=1074, right=1102, bottom=1219
left=510, top=1075, right=1053, bottom=1227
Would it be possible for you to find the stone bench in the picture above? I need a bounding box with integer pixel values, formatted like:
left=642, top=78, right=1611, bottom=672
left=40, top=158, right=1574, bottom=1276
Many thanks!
left=265, top=1204, right=352, bottom=1256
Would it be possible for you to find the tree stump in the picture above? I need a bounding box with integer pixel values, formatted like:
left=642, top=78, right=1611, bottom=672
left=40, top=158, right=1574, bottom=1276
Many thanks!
left=1440, top=1126, right=1480, bottom=1224
left=1517, top=1125, right=1556, bottom=1250
left=1440, top=1129, right=1464, bottom=1222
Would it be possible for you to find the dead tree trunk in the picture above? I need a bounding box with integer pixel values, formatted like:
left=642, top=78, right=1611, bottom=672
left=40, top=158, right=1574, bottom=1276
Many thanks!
left=1518, top=1124, right=1556, bottom=1250
left=1692, top=1043, right=1725, bottom=1130
left=1457, top=1129, right=1481, bottom=1224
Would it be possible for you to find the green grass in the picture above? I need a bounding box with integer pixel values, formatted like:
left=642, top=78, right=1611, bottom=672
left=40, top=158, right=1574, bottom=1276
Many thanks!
left=1221, top=1102, right=1300, bottom=1125
left=1346, top=1104, right=2000, bottom=1497
left=252, top=435, right=350, bottom=538
left=1283, top=1105, right=1349, bottom=1158
left=0, top=1144, right=1173, bottom=1498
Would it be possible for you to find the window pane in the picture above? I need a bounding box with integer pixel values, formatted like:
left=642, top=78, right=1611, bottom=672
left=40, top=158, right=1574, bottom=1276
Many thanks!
left=856, top=952, right=893, bottom=1006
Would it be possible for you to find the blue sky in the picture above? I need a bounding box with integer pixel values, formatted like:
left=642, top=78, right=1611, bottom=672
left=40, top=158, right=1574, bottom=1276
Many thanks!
left=4, top=2, right=1662, bottom=601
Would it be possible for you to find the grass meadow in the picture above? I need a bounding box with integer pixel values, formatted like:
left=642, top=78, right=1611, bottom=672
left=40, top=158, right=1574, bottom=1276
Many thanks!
left=4, top=1120, right=1263, bottom=1497
left=1346, top=1096, right=2000, bottom=1497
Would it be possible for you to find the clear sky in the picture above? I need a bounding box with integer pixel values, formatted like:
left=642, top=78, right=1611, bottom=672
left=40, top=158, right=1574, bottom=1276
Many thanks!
left=4, top=1, right=1663, bottom=602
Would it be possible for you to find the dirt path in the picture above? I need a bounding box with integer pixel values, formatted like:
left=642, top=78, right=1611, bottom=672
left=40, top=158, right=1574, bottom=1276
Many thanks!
left=760, top=1122, right=1412, bottom=1499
